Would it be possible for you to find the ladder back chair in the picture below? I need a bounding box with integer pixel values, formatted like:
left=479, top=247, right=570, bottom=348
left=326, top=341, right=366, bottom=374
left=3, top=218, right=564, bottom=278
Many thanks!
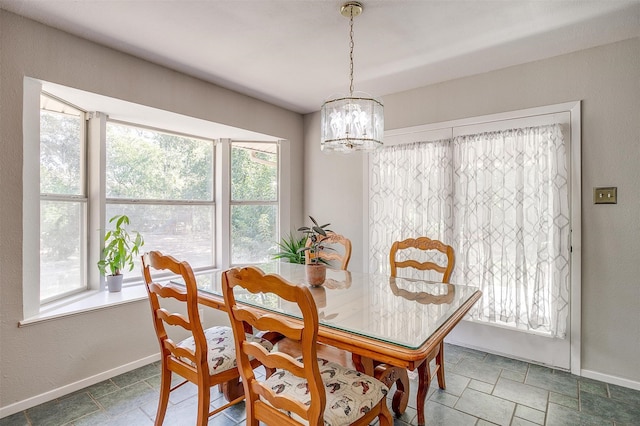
left=142, top=251, right=274, bottom=425
left=389, top=236, right=455, bottom=282
left=305, top=231, right=352, bottom=270
left=222, top=266, right=393, bottom=426
left=386, top=236, right=455, bottom=425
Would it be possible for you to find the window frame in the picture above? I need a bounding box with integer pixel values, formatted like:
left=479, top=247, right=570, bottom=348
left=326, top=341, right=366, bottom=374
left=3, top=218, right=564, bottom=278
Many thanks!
left=39, top=94, right=89, bottom=303
left=103, top=119, right=217, bottom=283
left=228, top=140, right=280, bottom=266
left=22, top=78, right=288, bottom=321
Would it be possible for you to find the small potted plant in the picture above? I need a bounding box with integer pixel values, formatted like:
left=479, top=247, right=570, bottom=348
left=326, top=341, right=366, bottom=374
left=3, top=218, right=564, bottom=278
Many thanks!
left=297, top=216, right=332, bottom=286
left=97, top=214, right=145, bottom=292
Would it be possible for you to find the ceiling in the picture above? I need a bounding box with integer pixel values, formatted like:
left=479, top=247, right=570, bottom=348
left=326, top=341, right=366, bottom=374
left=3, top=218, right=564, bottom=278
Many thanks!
left=2, top=0, right=639, bottom=115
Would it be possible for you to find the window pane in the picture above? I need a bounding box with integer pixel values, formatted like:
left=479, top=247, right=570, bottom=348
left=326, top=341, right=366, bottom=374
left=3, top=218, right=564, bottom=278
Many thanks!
left=106, top=123, right=213, bottom=201
left=40, top=110, right=82, bottom=195
left=107, top=204, right=214, bottom=279
left=231, top=204, right=277, bottom=264
left=231, top=142, right=277, bottom=201
left=40, top=200, right=84, bottom=300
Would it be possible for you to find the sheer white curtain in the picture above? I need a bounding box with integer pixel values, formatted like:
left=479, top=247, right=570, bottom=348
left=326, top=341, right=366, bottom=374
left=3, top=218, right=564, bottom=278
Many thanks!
left=369, top=124, right=570, bottom=337
left=451, top=125, right=569, bottom=337
left=369, top=140, right=453, bottom=276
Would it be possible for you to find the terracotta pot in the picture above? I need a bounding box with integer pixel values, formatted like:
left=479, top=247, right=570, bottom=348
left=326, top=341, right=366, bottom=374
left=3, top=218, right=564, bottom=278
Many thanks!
left=305, top=264, right=326, bottom=287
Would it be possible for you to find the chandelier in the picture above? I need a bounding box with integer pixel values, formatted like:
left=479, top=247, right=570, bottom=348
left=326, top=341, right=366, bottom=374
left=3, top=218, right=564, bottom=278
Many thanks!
left=320, top=1, right=383, bottom=153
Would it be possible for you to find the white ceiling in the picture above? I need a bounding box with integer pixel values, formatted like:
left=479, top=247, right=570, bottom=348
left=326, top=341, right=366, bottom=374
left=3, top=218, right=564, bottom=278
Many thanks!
left=2, top=0, right=639, bottom=114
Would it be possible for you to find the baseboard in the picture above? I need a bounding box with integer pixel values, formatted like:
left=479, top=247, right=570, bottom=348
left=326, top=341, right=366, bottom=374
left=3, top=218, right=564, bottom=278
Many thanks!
left=0, top=354, right=160, bottom=419
left=580, top=368, right=640, bottom=391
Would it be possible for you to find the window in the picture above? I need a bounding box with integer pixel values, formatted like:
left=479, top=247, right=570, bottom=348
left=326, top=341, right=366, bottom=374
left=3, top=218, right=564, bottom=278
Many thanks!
left=230, top=141, right=279, bottom=265
left=105, top=122, right=215, bottom=280
left=27, top=80, right=286, bottom=317
left=39, top=94, right=87, bottom=302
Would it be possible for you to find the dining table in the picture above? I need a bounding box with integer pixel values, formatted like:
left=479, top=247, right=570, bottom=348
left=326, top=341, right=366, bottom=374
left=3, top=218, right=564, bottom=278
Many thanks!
left=191, top=262, right=482, bottom=426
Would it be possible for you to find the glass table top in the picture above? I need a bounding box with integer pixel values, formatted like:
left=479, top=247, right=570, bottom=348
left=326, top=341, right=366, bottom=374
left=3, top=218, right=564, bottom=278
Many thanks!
left=194, top=262, right=480, bottom=350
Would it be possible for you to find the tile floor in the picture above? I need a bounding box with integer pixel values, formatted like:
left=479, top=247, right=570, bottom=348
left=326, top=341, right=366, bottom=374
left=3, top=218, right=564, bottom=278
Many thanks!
left=2, top=343, right=639, bottom=425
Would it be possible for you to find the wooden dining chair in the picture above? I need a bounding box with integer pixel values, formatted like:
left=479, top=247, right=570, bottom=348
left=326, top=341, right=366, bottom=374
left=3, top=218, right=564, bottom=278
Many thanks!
left=387, top=236, right=455, bottom=425
left=296, top=231, right=352, bottom=369
left=222, top=266, right=393, bottom=426
left=389, top=236, right=455, bottom=282
left=141, top=251, right=275, bottom=425
left=305, top=231, right=352, bottom=270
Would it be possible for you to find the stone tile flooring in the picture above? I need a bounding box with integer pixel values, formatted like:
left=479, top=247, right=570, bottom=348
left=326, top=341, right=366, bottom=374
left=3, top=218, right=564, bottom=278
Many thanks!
left=2, top=344, right=639, bottom=425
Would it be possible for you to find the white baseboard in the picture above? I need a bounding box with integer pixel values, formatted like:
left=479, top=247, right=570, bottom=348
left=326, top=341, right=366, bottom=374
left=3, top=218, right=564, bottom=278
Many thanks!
left=580, top=368, right=640, bottom=391
left=0, top=354, right=160, bottom=419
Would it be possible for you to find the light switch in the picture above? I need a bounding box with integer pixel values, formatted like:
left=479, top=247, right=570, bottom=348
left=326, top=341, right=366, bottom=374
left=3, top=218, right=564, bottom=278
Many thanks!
left=594, top=187, right=617, bottom=204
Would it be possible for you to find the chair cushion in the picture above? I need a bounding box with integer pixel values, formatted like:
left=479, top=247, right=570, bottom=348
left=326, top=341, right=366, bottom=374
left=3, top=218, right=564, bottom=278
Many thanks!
left=177, top=326, right=273, bottom=375
left=264, top=358, right=389, bottom=426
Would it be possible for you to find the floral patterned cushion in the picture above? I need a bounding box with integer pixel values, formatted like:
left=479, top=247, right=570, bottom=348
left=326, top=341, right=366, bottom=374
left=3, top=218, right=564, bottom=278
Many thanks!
left=176, top=326, right=273, bottom=375
left=264, top=358, right=389, bottom=426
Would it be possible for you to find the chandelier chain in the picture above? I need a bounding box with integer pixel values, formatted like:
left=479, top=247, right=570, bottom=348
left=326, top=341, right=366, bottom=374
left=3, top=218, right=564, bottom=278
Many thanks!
left=349, top=8, right=355, bottom=96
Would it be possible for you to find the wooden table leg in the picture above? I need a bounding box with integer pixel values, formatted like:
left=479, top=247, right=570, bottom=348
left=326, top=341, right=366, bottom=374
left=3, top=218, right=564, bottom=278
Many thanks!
left=351, top=353, right=374, bottom=375
left=374, top=365, right=409, bottom=417
left=353, top=354, right=409, bottom=418
left=436, top=341, right=446, bottom=389
left=220, top=329, right=281, bottom=402
left=416, top=359, right=431, bottom=426
left=415, top=342, right=447, bottom=425
left=220, top=377, right=244, bottom=401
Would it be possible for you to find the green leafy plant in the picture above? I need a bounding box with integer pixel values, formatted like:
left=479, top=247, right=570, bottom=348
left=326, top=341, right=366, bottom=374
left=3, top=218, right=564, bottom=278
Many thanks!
left=272, top=232, right=307, bottom=264
left=297, top=216, right=333, bottom=264
left=97, top=214, right=145, bottom=276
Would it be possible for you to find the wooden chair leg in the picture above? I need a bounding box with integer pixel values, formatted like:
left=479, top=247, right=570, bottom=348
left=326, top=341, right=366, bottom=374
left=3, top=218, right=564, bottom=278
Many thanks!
left=378, top=399, right=394, bottom=426
left=246, top=397, right=258, bottom=426
left=155, top=367, right=172, bottom=426
left=196, top=381, right=210, bottom=426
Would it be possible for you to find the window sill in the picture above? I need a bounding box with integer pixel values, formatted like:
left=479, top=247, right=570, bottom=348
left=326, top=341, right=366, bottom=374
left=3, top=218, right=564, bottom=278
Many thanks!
left=19, top=285, right=148, bottom=326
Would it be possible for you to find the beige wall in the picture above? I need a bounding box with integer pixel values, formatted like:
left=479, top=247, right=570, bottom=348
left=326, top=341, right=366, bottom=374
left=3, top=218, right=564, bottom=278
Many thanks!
left=0, top=10, right=304, bottom=413
left=304, top=38, right=640, bottom=383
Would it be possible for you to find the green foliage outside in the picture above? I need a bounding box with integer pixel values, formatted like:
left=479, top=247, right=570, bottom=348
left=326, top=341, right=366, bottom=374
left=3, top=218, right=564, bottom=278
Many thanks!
left=40, top=110, right=83, bottom=261
left=106, top=124, right=213, bottom=201
left=41, top=114, right=280, bottom=268
left=230, top=145, right=278, bottom=263
left=40, top=110, right=82, bottom=195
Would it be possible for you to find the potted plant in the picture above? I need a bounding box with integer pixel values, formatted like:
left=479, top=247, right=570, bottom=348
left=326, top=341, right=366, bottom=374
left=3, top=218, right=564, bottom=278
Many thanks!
left=97, top=214, right=145, bottom=292
left=272, top=232, right=307, bottom=264
left=297, top=216, right=332, bottom=286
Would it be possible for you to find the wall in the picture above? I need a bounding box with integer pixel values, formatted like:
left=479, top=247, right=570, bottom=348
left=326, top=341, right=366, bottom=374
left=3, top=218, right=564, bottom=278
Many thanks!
left=304, top=38, right=640, bottom=384
left=0, top=10, right=304, bottom=413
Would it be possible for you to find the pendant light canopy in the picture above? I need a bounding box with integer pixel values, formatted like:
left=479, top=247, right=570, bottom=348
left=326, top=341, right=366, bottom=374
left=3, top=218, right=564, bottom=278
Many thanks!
left=321, top=2, right=383, bottom=153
